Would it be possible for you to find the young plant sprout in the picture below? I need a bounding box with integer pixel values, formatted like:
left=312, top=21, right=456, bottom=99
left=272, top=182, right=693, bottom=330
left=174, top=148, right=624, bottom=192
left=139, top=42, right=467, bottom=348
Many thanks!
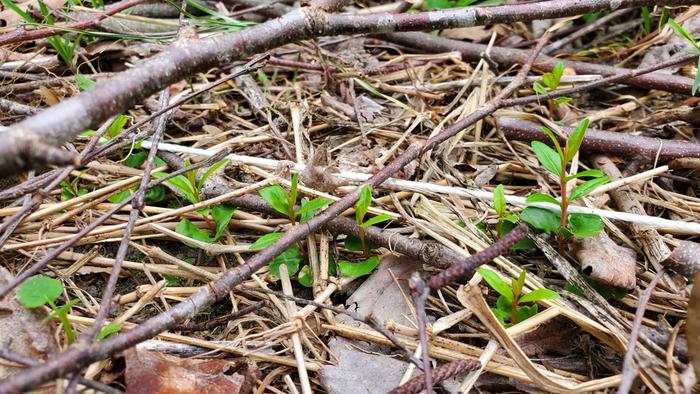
left=476, top=268, right=559, bottom=326
left=520, top=118, right=610, bottom=243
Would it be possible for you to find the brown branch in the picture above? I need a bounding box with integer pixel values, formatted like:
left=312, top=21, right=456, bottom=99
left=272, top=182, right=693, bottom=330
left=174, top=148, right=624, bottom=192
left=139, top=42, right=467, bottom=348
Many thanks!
left=388, top=359, right=482, bottom=394
left=0, top=0, right=149, bottom=46
left=1, top=0, right=698, bottom=176
left=381, top=31, right=699, bottom=96
left=618, top=269, right=665, bottom=394
left=496, top=117, right=700, bottom=161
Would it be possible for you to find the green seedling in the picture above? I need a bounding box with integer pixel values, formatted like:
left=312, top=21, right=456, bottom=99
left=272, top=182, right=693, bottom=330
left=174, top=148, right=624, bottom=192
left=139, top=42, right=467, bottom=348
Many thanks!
left=0, top=0, right=80, bottom=69
left=153, top=158, right=235, bottom=245
left=259, top=173, right=333, bottom=224
left=532, top=62, right=572, bottom=114
left=17, top=275, right=121, bottom=343
left=60, top=172, right=88, bottom=201
left=490, top=185, right=535, bottom=250
left=521, top=118, right=609, bottom=242
left=476, top=268, right=559, bottom=327
left=667, top=19, right=700, bottom=95
left=344, top=185, right=393, bottom=257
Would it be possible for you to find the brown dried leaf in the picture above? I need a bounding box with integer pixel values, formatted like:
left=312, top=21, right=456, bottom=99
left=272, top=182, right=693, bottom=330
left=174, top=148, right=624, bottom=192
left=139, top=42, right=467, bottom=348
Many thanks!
left=125, top=349, right=258, bottom=394
left=0, top=267, right=57, bottom=392
left=573, top=232, right=636, bottom=289
left=664, top=241, right=700, bottom=281
left=687, top=271, right=700, bottom=379
left=441, top=26, right=492, bottom=42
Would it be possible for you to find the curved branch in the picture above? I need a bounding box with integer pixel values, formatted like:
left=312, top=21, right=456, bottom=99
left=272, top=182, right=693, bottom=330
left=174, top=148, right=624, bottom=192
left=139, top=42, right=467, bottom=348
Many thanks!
left=1, top=0, right=698, bottom=176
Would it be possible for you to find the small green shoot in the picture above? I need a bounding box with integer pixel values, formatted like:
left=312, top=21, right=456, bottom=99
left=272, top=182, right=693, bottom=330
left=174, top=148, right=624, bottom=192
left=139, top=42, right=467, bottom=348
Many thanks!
left=258, top=174, right=333, bottom=224
left=490, top=185, right=534, bottom=250
left=521, top=118, right=609, bottom=242
left=667, top=19, right=700, bottom=95
left=476, top=268, right=559, bottom=326
left=60, top=172, right=88, bottom=201
left=17, top=275, right=77, bottom=344
left=532, top=62, right=572, bottom=114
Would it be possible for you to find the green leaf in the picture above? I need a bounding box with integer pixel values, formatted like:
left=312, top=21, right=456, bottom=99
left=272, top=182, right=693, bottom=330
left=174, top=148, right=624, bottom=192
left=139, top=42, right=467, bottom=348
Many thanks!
left=551, top=62, right=564, bottom=87
left=259, top=185, right=290, bottom=216
left=145, top=185, right=166, bottom=202
left=569, top=176, right=610, bottom=201
left=75, top=74, right=96, bottom=90
left=107, top=115, right=128, bottom=138
left=554, top=96, right=572, bottom=105
left=0, top=0, right=34, bottom=23
left=512, top=271, right=526, bottom=298
left=515, top=304, right=538, bottom=323
left=198, top=159, right=229, bottom=190
left=108, top=189, right=132, bottom=204
left=125, top=151, right=148, bottom=168
left=476, top=268, right=513, bottom=302
left=356, top=185, right=372, bottom=225
left=249, top=232, right=284, bottom=250
left=565, top=169, right=604, bottom=181
left=526, top=193, right=561, bottom=206
left=693, top=56, right=700, bottom=96
left=668, top=19, right=700, bottom=50
left=295, top=197, right=333, bottom=217
left=360, top=214, right=393, bottom=229
left=153, top=173, right=198, bottom=204
left=97, top=323, right=122, bottom=340
left=328, top=254, right=338, bottom=277
left=298, top=265, right=313, bottom=287
left=641, top=6, right=651, bottom=35
left=542, top=73, right=555, bottom=90
left=539, top=127, right=564, bottom=159
left=338, top=256, right=381, bottom=278
left=491, top=307, right=510, bottom=326
left=520, top=207, right=561, bottom=234
left=175, top=219, right=213, bottom=246
left=568, top=213, right=604, bottom=238
left=289, top=173, right=299, bottom=210
left=269, top=246, right=302, bottom=278
left=344, top=236, right=379, bottom=252
left=17, top=276, right=63, bottom=308
left=503, top=215, right=518, bottom=224
left=532, top=82, right=547, bottom=95
left=493, top=184, right=506, bottom=216
left=518, top=288, right=560, bottom=304
left=212, top=204, right=235, bottom=241
left=566, top=118, right=589, bottom=162
left=496, top=294, right=512, bottom=312
left=531, top=141, right=562, bottom=177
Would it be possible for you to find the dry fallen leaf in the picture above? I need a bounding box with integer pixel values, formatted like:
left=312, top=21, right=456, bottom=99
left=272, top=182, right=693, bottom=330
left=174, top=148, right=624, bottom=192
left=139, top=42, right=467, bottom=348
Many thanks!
left=125, top=349, right=258, bottom=394
left=573, top=232, right=637, bottom=289
left=0, top=267, right=57, bottom=393
left=687, top=271, right=700, bottom=379
left=664, top=241, right=700, bottom=281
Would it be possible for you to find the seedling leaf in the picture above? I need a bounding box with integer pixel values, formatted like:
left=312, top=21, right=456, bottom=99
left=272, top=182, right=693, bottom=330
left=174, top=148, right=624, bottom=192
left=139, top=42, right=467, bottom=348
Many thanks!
left=568, top=213, right=604, bottom=237
left=569, top=176, right=610, bottom=201
left=515, top=304, right=538, bottom=323
left=565, top=169, right=604, bottom=181
left=212, top=204, right=235, bottom=240
left=175, top=219, right=213, bottom=246
left=249, top=232, right=284, bottom=250
left=295, top=197, right=333, bottom=217
left=18, top=275, right=63, bottom=308
left=493, top=184, right=506, bottom=216
left=520, top=207, right=561, bottom=234
left=298, top=265, right=313, bottom=287
left=97, top=323, right=122, bottom=340
left=476, top=268, right=513, bottom=302
left=198, top=159, right=229, bottom=190
left=526, top=193, right=561, bottom=206
left=356, top=185, right=372, bottom=224
left=566, top=118, right=589, bottom=161
left=518, top=288, right=560, bottom=304
left=269, top=246, right=302, bottom=278
left=360, top=214, right=393, bottom=229
left=531, top=141, right=562, bottom=177
left=668, top=19, right=700, bottom=50
left=338, top=256, right=380, bottom=278
left=259, top=185, right=290, bottom=216
left=512, top=271, right=526, bottom=298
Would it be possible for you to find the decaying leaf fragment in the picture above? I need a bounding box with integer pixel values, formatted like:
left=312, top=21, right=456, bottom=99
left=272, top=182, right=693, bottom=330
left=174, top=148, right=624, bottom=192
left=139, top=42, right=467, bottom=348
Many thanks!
left=663, top=241, right=700, bottom=281
left=125, top=349, right=258, bottom=394
left=573, top=232, right=636, bottom=289
left=687, top=271, right=700, bottom=379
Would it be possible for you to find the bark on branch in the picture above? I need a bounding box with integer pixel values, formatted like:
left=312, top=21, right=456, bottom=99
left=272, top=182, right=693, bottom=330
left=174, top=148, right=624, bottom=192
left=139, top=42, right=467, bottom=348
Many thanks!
left=0, top=0, right=698, bottom=176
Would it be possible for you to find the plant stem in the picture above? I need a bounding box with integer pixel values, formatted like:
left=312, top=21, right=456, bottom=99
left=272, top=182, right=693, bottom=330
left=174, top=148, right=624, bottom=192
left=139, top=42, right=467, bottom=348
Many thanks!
left=359, top=227, right=369, bottom=258
left=511, top=297, right=518, bottom=325
left=558, top=160, right=568, bottom=248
